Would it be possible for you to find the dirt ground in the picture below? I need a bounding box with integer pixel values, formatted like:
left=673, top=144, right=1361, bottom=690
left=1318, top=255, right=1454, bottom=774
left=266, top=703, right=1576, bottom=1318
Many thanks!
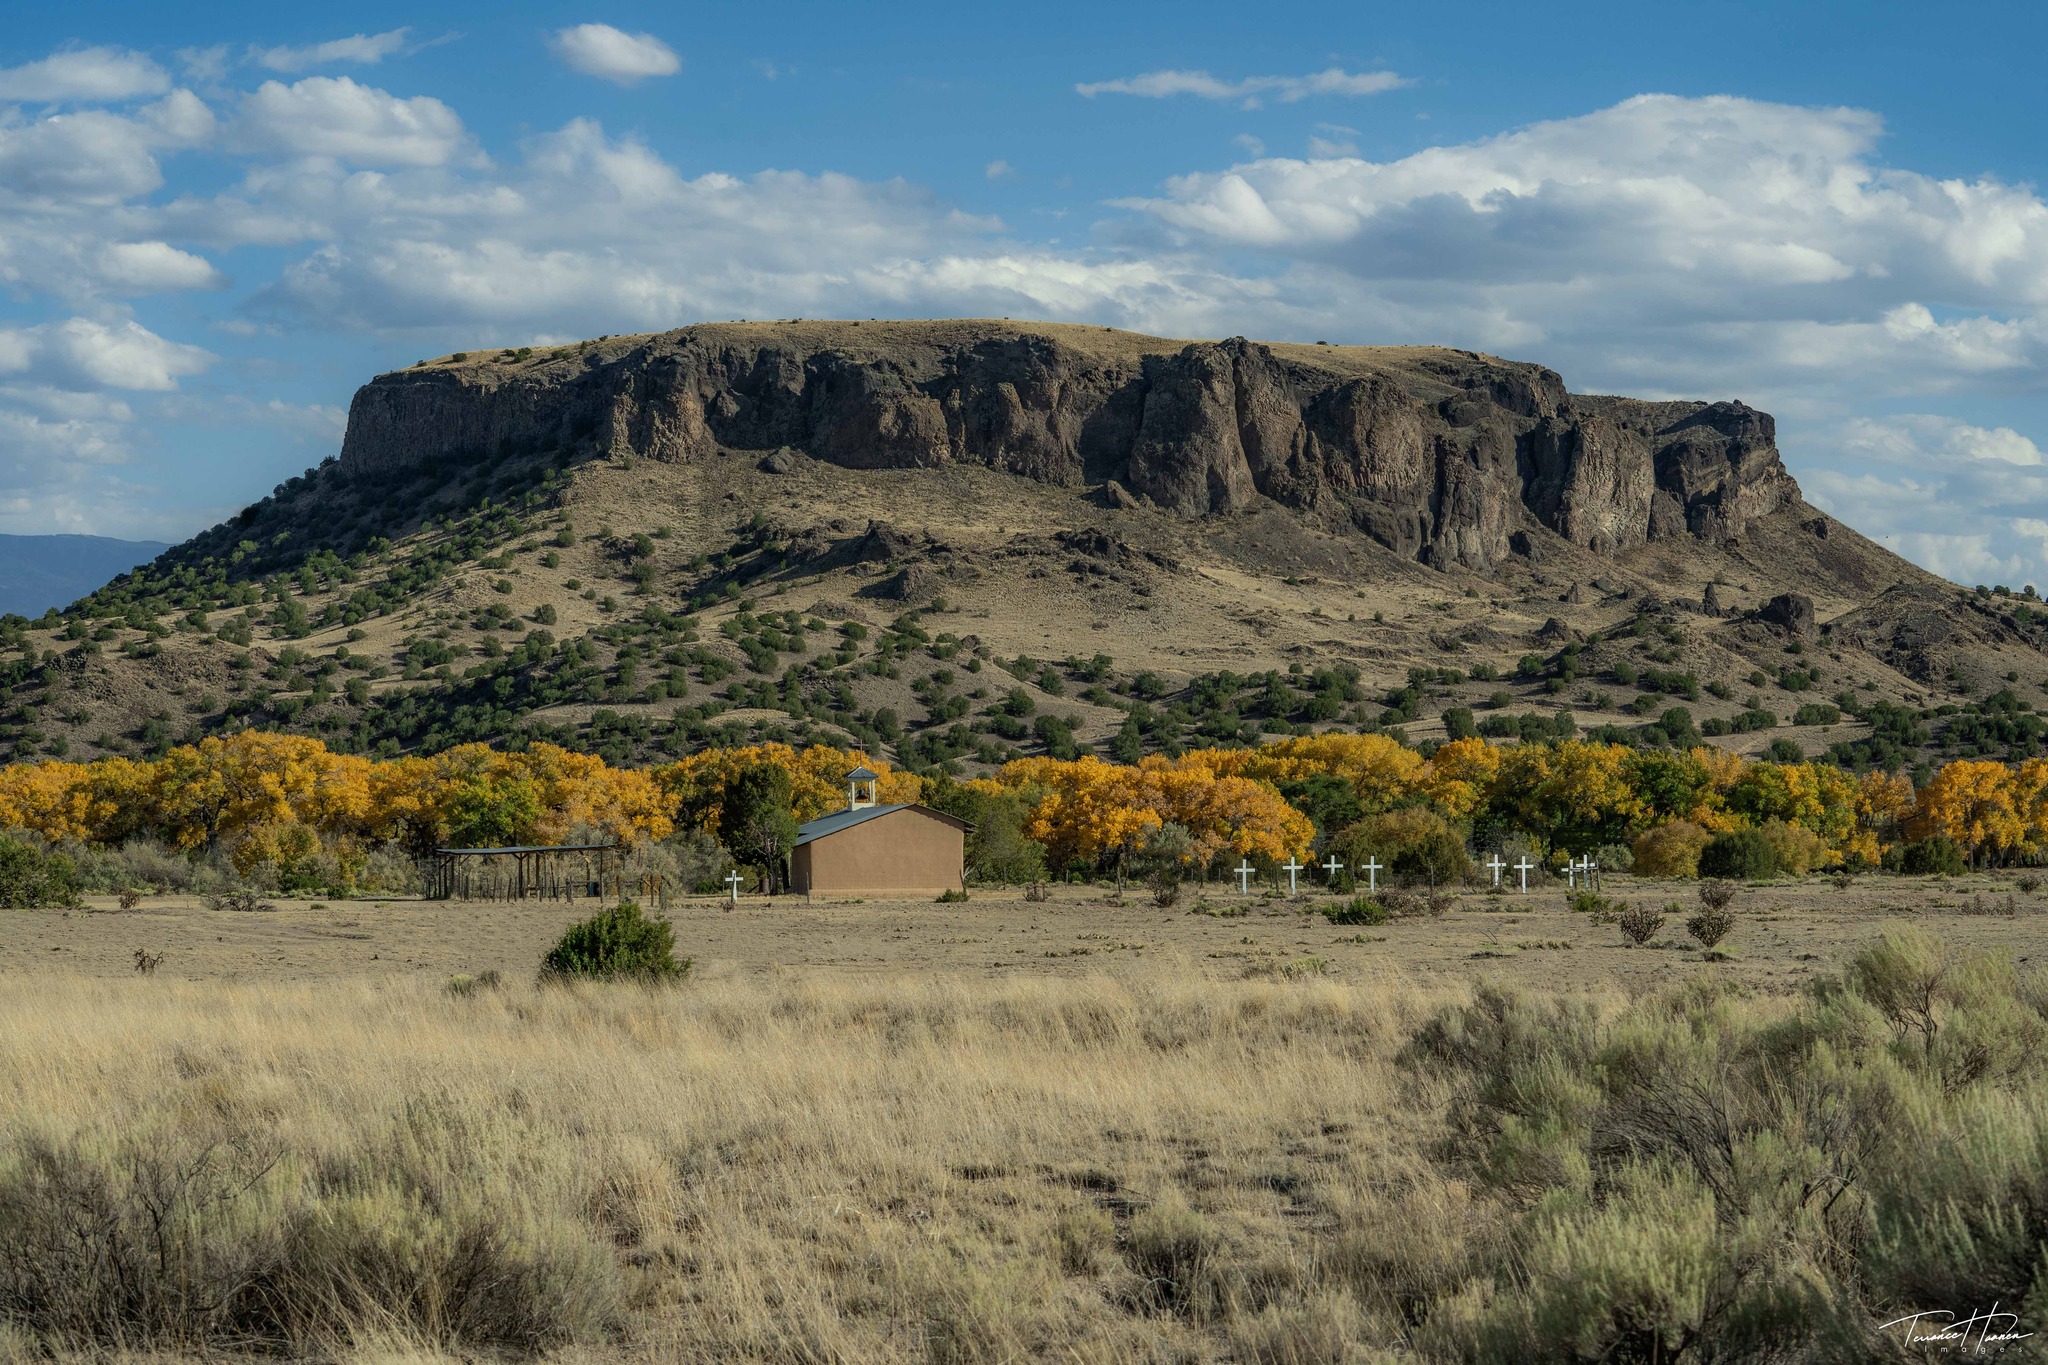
left=7, top=872, right=2048, bottom=995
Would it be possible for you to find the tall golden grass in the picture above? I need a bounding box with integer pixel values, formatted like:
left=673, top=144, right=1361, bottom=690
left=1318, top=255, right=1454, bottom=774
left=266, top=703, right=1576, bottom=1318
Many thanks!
left=1, top=934, right=2044, bottom=1361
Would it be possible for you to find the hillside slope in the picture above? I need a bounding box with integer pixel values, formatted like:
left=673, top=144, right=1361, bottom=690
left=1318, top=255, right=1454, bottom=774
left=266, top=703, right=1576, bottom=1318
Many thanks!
left=0, top=320, right=2040, bottom=774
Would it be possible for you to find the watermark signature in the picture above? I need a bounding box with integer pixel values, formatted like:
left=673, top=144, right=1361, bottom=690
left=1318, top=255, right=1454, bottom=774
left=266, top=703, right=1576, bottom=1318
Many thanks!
left=1878, top=1305, right=2034, bottom=1354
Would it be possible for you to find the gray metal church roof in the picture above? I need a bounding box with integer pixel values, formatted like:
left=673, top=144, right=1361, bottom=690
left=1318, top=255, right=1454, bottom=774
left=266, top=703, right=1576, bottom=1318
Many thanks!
left=794, top=803, right=972, bottom=846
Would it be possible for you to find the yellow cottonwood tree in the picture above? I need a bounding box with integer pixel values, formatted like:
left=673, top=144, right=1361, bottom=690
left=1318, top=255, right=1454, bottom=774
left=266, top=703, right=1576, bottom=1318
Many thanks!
left=1912, top=759, right=2022, bottom=862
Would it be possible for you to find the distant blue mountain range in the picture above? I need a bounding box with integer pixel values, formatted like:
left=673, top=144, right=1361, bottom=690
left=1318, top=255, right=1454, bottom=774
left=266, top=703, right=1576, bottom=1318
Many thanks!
left=0, top=534, right=169, bottom=619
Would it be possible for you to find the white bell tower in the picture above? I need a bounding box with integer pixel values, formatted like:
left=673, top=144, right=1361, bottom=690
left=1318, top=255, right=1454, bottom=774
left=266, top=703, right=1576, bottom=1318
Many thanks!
left=846, top=765, right=879, bottom=811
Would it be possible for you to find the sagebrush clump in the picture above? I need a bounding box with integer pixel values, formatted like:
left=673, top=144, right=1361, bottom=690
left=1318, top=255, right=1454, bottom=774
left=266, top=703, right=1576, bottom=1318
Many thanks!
left=540, top=900, right=689, bottom=983
left=1322, top=895, right=1389, bottom=927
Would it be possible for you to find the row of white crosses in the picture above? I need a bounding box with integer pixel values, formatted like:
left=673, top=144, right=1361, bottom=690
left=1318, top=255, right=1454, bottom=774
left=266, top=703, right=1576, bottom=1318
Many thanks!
left=1485, top=853, right=1540, bottom=891
left=1242, top=850, right=1556, bottom=895
left=1241, top=854, right=1383, bottom=893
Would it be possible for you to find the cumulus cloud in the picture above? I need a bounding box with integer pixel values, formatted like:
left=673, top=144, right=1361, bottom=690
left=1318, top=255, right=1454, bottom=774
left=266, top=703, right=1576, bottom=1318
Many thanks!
left=251, top=29, right=411, bottom=73
left=0, top=320, right=213, bottom=533
left=1076, top=67, right=1408, bottom=105
left=0, top=46, right=169, bottom=102
left=1108, top=94, right=2048, bottom=403
left=1794, top=414, right=2048, bottom=586
left=550, top=25, right=680, bottom=84
left=39, top=318, right=214, bottom=390
left=233, top=76, right=472, bottom=166
left=97, top=241, right=226, bottom=292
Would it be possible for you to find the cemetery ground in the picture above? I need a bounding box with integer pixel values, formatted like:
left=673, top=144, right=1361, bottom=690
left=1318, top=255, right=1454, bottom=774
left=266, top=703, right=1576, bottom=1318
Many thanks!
left=6, top=871, right=2047, bottom=993
left=6, top=877, right=2048, bottom=1361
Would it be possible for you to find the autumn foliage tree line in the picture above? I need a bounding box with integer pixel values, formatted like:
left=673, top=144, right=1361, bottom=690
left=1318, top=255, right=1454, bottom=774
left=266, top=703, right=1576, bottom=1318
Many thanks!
left=5, top=727, right=2048, bottom=897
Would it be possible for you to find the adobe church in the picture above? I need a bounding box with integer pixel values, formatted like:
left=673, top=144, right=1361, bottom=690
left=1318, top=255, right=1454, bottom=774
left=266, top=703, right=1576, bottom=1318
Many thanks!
left=790, top=767, right=971, bottom=898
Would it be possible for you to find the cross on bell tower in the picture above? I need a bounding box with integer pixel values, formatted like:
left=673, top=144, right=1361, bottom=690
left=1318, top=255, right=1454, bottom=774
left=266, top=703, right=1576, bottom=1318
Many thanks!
left=846, top=765, right=879, bottom=811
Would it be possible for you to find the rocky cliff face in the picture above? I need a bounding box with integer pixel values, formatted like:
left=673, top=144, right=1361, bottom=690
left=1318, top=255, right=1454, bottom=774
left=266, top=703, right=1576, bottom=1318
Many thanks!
left=340, top=322, right=1800, bottom=570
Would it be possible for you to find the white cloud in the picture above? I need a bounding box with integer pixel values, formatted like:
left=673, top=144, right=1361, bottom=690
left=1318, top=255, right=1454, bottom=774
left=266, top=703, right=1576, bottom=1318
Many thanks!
left=985, top=159, right=1015, bottom=180
left=0, top=46, right=169, bottom=102
left=43, top=318, right=214, bottom=390
left=1076, top=67, right=1409, bottom=106
left=97, top=241, right=225, bottom=292
left=0, top=319, right=213, bottom=393
left=550, top=25, right=680, bottom=85
left=1839, top=413, right=2045, bottom=468
left=1232, top=133, right=1265, bottom=157
left=252, top=29, right=411, bottom=73
left=1105, top=94, right=2048, bottom=402
left=234, top=76, right=471, bottom=166
left=0, top=102, right=202, bottom=207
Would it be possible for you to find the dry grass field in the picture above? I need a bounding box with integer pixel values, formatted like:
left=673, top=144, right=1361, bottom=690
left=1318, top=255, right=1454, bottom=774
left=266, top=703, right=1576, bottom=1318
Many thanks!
left=5, top=878, right=2048, bottom=1362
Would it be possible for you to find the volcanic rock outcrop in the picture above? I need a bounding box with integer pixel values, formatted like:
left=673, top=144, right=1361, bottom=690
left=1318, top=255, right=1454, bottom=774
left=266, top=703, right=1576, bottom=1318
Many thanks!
left=341, top=321, right=1800, bottom=572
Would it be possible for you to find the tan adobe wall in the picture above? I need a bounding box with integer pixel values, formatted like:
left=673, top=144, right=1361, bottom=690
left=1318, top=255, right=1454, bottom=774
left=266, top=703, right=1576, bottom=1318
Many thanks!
left=794, top=808, right=964, bottom=896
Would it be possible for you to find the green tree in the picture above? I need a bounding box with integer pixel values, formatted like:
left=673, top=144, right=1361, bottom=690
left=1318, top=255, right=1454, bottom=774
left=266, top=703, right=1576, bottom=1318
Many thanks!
left=717, top=763, right=800, bottom=892
left=922, top=775, right=1046, bottom=883
left=0, top=835, right=79, bottom=908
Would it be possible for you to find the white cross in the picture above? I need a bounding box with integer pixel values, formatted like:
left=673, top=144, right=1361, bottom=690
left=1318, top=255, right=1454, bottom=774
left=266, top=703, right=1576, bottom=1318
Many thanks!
left=1235, top=859, right=1255, bottom=894
left=1515, top=856, right=1534, bottom=892
left=1281, top=858, right=1304, bottom=893
left=1582, top=856, right=1598, bottom=887
left=1362, top=856, right=1381, bottom=893
left=725, top=869, right=744, bottom=905
left=1566, top=859, right=1578, bottom=890
left=1486, top=854, right=1504, bottom=887
left=1322, top=854, right=1343, bottom=884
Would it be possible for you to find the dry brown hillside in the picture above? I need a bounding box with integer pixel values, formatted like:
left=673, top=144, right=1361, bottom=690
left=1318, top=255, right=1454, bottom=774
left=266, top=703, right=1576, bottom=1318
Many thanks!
left=6, top=320, right=2046, bottom=773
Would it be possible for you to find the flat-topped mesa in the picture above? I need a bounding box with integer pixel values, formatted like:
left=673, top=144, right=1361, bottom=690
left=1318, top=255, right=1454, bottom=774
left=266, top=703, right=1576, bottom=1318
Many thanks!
left=339, top=320, right=1800, bottom=569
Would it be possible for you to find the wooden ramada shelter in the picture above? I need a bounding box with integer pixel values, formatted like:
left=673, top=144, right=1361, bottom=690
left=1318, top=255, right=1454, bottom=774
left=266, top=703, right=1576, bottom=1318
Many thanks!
left=424, top=842, right=622, bottom=901
left=790, top=767, right=971, bottom=897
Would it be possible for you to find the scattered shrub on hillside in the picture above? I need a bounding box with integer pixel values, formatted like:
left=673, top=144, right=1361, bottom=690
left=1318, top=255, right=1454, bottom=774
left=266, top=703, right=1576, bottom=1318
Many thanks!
left=1698, top=829, right=1778, bottom=881
left=1698, top=880, right=1737, bottom=911
left=1631, top=820, right=1714, bottom=879
left=539, top=901, right=689, bottom=983
left=1617, top=904, right=1664, bottom=944
left=2020, top=873, right=2043, bottom=894
left=1022, top=881, right=1050, bottom=903
left=0, top=835, right=79, bottom=909
left=936, top=887, right=968, bottom=903
left=1688, top=906, right=1735, bottom=950
left=1149, top=869, right=1182, bottom=908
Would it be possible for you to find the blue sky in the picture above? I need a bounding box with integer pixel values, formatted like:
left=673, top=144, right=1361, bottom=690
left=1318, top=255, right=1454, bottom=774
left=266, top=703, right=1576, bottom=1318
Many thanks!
left=8, top=1, right=2048, bottom=588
